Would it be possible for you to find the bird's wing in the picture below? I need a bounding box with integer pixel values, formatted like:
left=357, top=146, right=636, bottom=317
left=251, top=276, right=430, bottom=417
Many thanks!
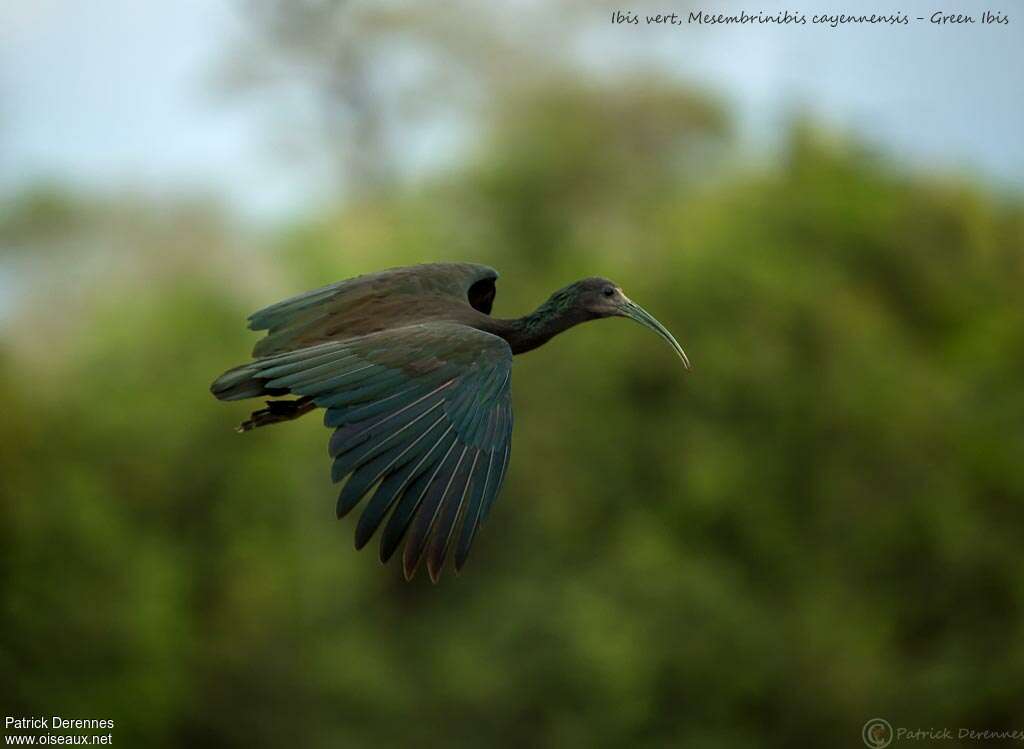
left=242, top=322, right=513, bottom=580
left=247, top=262, right=499, bottom=357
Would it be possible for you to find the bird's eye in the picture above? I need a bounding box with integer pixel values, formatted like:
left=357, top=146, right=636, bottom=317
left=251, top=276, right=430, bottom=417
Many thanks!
left=602, top=286, right=615, bottom=298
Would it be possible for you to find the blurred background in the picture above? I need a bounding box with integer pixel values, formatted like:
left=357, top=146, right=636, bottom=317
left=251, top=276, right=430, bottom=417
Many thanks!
left=2, top=1, right=1023, bottom=746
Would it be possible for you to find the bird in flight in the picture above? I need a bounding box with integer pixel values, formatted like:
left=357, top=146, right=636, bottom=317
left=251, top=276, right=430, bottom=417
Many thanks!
left=211, top=263, right=688, bottom=581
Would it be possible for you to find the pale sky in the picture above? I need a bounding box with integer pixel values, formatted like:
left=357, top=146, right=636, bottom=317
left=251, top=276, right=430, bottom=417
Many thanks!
left=1, top=0, right=1022, bottom=221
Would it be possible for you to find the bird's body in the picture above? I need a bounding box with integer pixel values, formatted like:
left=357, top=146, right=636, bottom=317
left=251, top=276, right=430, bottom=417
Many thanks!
left=212, top=262, right=687, bottom=581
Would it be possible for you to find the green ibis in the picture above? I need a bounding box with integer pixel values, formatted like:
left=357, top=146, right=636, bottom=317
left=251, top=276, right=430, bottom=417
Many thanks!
left=211, top=263, right=688, bottom=581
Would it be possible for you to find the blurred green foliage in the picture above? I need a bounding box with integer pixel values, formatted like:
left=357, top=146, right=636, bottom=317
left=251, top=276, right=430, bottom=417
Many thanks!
left=2, top=82, right=1023, bottom=747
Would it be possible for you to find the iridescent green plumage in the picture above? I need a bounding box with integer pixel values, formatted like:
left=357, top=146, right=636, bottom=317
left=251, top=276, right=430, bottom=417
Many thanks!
left=211, top=262, right=686, bottom=581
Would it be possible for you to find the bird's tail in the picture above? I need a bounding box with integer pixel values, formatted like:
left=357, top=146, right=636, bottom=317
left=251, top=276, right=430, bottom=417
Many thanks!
left=211, top=361, right=313, bottom=432
left=210, top=361, right=280, bottom=401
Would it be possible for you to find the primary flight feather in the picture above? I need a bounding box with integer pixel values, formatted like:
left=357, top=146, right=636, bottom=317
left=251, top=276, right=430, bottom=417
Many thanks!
left=211, top=262, right=687, bottom=581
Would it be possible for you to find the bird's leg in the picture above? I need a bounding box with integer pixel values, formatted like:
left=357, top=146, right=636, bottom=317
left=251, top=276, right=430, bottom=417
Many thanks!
left=237, top=396, right=315, bottom=432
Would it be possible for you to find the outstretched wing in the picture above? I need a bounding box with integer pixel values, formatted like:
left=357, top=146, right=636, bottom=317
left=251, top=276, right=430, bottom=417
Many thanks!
left=247, top=262, right=499, bottom=357
left=234, top=322, right=513, bottom=581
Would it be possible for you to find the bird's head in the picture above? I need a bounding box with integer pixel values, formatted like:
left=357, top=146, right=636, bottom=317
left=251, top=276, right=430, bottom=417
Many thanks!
left=569, top=277, right=691, bottom=370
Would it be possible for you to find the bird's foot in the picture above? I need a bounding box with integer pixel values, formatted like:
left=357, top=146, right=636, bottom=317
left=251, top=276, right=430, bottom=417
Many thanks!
left=237, top=396, right=315, bottom=432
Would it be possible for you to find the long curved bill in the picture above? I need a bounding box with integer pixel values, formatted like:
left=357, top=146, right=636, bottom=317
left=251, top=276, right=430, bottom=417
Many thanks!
left=621, top=299, right=691, bottom=370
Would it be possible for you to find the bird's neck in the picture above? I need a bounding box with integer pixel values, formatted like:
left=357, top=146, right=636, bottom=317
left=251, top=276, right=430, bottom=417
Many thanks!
left=491, top=290, right=591, bottom=355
